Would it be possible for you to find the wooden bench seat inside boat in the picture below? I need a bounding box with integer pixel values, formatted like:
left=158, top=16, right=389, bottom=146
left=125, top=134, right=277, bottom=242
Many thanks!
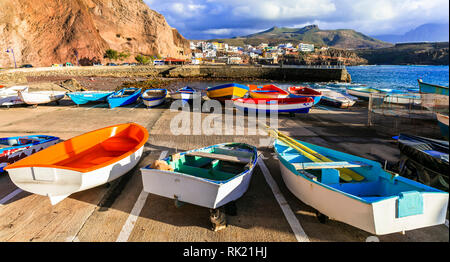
left=293, top=161, right=371, bottom=170
left=186, top=151, right=251, bottom=164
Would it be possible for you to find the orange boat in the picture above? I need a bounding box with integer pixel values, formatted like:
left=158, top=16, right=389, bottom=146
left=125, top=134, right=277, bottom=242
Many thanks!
left=4, top=123, right=149, bottom=205
left=249, top=84, right=289, bottom=99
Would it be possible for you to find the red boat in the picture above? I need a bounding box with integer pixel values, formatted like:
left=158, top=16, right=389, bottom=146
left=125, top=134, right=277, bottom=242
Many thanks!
left=288, top=86, right=322, bottom=105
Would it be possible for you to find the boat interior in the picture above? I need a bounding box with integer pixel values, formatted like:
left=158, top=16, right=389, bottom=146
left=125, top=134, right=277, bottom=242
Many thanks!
left=0, top=136, right=48, bottom=148
left=112, top=88, right=139, bottom=98
left=6, top=124, right=146, bottom=172
left=275, top=140, right=442, bottom=203
left=164, top=143, right=256, bottom=182
left=142, top=89, right=166, bottom=98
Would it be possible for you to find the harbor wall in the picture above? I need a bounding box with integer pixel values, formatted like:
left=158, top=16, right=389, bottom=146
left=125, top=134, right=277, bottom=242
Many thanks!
left=0, top=65, right=351, bottom=84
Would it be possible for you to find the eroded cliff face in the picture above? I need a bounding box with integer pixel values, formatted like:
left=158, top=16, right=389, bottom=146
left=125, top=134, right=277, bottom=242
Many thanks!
left=0, top=0, right=190, bottom=67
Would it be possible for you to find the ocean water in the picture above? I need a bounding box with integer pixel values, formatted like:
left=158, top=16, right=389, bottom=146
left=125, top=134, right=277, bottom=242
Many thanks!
left=346, top=65, right=449, bottom=91
left=166, top=65, right=449, bottom=94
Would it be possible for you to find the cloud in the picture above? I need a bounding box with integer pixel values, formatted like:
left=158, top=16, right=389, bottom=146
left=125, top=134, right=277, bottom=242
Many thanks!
left=144, top=0, right=449, bottom=39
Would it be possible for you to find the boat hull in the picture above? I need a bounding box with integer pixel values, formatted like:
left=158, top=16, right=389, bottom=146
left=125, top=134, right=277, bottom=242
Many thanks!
left=67, top=91, right=113, bottom=105
left=437, top=113, right=449, bottom=140
left=141, top=164, right=255, bottom=209
left=143, top=97, right=165, bottom=108
left=7, top=145, right=144, bottom=204
left=277, top=160, right=448, bottom=235
left=18, top=91, right=66, bottom=105
left=107, top=89, right=141, bottom=108
left=0, top=86, right=29, bottom=106
left=206, top=83, right=249, bottom=101
left=274, top=139, right=449, bottom=235
left=233, top=98, right=313, bottom=114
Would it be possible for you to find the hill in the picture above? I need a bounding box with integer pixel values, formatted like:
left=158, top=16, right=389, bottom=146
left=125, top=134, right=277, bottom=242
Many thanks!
left=355, top=42, right=449, bottom=65
left=208, top=25, right=393, bottom=49
left=0, top=0, right=190, bottom=67
left=374, top=23, right=449, bottom=44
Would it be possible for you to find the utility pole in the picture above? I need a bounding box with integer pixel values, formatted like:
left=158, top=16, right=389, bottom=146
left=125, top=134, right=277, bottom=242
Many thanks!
left=6, top=48, right=17, bottom=68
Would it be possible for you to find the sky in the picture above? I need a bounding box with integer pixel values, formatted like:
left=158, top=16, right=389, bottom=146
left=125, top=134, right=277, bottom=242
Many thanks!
left=144, top=0, right=449, bottom=40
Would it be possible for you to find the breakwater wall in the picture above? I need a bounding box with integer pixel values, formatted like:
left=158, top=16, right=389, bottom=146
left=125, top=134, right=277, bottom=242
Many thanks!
left=0, top=65, right=351, bottom=84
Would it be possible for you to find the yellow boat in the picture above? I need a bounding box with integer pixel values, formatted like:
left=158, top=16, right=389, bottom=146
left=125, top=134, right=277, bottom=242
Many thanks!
left=206, top=83, right=251, bottom=102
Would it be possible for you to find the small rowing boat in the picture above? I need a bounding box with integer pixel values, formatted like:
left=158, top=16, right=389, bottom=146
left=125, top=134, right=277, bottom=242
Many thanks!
left=269, top=127, right=448, bottom=235
left=287, top=86, right=322, bottom=105
left=18, top=90, right=66, bottom=105
left=0, top=85, right=29, bottom=106
left=397, top=134, right=448, bottom=190
left=107, top=88, right=141, bottom=108
left=249, top=85, right=289, bottom=99
left=418, top=79, right=449, bottom=96
left=206, top=83, right=250, bottom=102
left=0, top=135, right=60, bottom=172
left=418, top=79, right=449, bottom=114
left=232, top=97, right=314, bottom=114
left=141, top=88, right=167, bottom=108
left=4, top=123, right=149, bottom=205
left=314, top=88, right=356, bottom=108
left=67, top=91, right=114, bottom=105
left=141, top=142, right=258, bottom=209
left=346, top=87, right=382, bottom=100
left=171, top=86, right=200, bottom=103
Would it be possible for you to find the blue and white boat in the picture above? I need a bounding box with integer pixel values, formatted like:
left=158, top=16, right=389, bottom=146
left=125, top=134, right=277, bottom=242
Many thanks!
left=272, top=129, right=448, bottom=235
left=0, top=135, right=60, bottom=172
left=107, top=88, right=141, bottom=108
left=141, top=89, right=167, bottom=108
left=170, top=86, right=200, bottom=104
left=67, top=91, right=114, bottom=105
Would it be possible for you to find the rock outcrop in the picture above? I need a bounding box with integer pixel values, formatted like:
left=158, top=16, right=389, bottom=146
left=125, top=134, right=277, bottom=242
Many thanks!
left=0, top=0, right=190, bottom=67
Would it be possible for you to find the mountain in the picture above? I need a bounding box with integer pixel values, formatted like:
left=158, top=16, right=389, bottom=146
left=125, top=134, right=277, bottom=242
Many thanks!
left=209, top=25, right=393, bottom=49
left=355, top=42, right=449, bottom=65
left=0, top=0, right=190, bottom=67
left=374, top=23, right=449, bottom=44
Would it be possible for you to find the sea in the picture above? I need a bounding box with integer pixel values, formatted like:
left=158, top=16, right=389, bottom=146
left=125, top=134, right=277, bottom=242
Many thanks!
left=166, top=65, right=449, bottom=94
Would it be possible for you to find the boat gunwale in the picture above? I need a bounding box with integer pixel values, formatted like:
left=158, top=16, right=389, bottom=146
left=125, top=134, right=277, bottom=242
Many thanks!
left=274, top=139, right=447, bottom=205
left=141, top=88, right=167, bottom=102
left=4, top=123, right=149, bottom=173
left=0, top=135, right=60, bottom=153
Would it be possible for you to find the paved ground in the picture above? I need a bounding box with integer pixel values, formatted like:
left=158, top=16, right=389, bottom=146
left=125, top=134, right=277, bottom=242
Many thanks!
left=0, top=99, right=448, bottom=242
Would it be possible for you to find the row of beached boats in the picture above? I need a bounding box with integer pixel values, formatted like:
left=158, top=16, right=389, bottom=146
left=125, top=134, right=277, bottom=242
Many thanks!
left=1, top=122, right=448, bottom=235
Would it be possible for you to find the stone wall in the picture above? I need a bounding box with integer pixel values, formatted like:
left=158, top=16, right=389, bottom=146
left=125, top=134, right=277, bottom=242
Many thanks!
left=0, top=65, right=351, bottom=84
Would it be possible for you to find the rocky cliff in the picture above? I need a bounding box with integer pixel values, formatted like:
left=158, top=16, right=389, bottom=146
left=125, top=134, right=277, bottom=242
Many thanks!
left=0, top=0, right=190, bottom=67
left=281, top=48, right=368, bottom=66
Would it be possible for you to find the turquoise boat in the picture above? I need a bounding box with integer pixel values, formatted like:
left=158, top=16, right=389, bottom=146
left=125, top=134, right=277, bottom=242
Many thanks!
left=418, top=79, right=449, bottom=96
left=107, top=88, right=142, bottom=108
left=67, top=91, right=114, bottom=105
left=272, top=131, right=449, bottom=235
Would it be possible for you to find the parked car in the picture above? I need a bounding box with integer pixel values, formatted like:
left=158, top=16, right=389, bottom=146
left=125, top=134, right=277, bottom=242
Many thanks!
left=106, top=63, right=118, bottom=66
left=129, top=63, right=138, bottom=66
left=64, top=62, right=73, bottom=67
left=20, top=64, right=33, bottom=68
left=93, top=63, right=103, bottom=66
left=51, top=64, right=61, bottom=67
left=120, top=63, right=130, bottom=66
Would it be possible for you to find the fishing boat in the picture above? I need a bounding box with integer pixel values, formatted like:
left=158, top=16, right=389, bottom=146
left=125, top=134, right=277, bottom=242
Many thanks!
left=18, top=90, right=66, bottom=105
left=0, top=135, right=60, bottom=172
left=107, top=88, right=141, bottom=108
left=436, top=113, right=449, bottom=140
left=249, top=85, right=289, bottom=99
left=287, top=86, right=322, bottom=105
left=141, top=88, right=167, bottom=108
left=67, top=91, right=114, bottom=105
left=4, top=123, right=149, bottom=205
left=270, top=127, right=448, bottom=235
left=141, top=142, right=258, bottom=209
left=171, top=86, right=200, bottom=103
left=346, top=87, right=383, bottom=100
left=233, top=97, right=314, bottom=114
left=418, top=79, right=449, bottom=96
left=0, top=85, right=29, bottom=106
left=314, top=88, right=356, bottom=108
left=396, top=134, right=448, bottom=191
left=376, top=88, right=421, bottom=105
left=206, top=83, right=250, bottom=102
left=418, top=79, right=449, bottom=113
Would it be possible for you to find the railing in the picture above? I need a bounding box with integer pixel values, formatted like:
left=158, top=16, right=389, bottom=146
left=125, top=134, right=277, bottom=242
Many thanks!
left=260, top=64, right=346, bottom=69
